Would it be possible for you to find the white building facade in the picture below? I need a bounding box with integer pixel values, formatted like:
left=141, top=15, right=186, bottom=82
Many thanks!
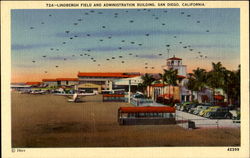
left=162, top=56, right=189, bottom=102
left=163, top=55, right=187, bottom=77
left=77, top=72, right=140, bottom=91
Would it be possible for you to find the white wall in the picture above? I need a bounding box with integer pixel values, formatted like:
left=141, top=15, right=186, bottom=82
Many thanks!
left=44, top=81, right=57, bottom=87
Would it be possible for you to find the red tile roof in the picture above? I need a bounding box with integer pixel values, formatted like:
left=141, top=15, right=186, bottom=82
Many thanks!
left=56, top=78, right=79, bottom=81
left=78, top=72, right=139, bottom=78
left=151, top=83, right=168, bottom=87
left=25, top=82, right=42, bottom=85
left=42, top=78, right=79, bottom=82
left=177, top=75, right=186, bottom=78
left=127, top=75, right=140, bottom=78
left=42, top=79, right=57, bottom=82
left=160, top=94, right=174, bottom=99
left=167, top=57, right=182, bottom=60
left=118, top=106, right=175, bottom=113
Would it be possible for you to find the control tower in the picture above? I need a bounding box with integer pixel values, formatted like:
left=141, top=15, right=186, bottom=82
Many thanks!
left=162, top=55, right=187, bottom=77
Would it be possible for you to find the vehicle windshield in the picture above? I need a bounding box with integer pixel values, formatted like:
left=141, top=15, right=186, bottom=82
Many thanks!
left=202, top=106, right=209, bottom=110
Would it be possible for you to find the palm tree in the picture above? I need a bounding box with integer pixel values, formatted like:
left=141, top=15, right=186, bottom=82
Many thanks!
left=208, top=62, right=226, bottom=88
left=235, top=65, right=240, bottom=105
left=192, top=68, right=207, bottom=91
left=141, top=73, right=155, bottom=98
left=207, top=62, right=227, bottom=103
left=158, top=73, right=165, bottom=95
left=161, top=68, right=178, bottom=103
left=185, top=75, right=197, bottom=102
left=186, top=68, right=208, bottom=102
left=222, top=65, right=240, bottom=105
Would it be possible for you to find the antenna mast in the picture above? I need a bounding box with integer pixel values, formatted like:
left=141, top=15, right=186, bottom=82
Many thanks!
left=167, top=48, right=170, bottom=59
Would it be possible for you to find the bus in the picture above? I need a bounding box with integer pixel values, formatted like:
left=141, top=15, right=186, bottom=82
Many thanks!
left=118, top=106, right=176, bottom=125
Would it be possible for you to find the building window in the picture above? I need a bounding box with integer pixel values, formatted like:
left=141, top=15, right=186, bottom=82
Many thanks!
left=181, top=95, right=185, bottom=101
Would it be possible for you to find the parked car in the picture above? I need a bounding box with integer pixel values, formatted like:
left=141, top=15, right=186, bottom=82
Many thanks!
left=203, top=103, right=214, bottom=106
left=188, top=103, right=202, bottom=114
left=184, top=103, right=199, bottom=112
left=234, top=111, right=240, bottom=120
left=20, top=89, right=32, bottom=94
left=202, top=106, right=231, bottom=117
left=228, top=104, right=239, bottom=110
left=156, top=95, right=179, bottom=106
left=174, top=103, right=182, bottom=110
left=30, top=89, right=46, bottom=94
left=199, top=106, right=221, bottom=116
left=230, top=109, right=240, bottom=120
left=179, top=102, right=193, bottom=111
left=133, top=92, right=146, bottom=98
left=203, top=110, right=232, bottom=119
left=193, top=105, right=210, bottom=115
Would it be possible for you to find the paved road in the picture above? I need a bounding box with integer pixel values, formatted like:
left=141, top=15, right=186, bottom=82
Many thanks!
left=175, top=110, right=240, bottom=128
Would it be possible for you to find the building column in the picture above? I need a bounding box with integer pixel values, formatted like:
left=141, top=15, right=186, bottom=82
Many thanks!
left=109, top=80, right=113, bottom=90
left=128, top=80, right=131, bottom=103
left=152, top=88, right=155, bottom=100
left=105, top=80, right=109, bottom=90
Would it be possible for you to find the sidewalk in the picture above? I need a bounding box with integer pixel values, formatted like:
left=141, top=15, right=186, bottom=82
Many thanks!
left=176, top=110, right=240, bottom=128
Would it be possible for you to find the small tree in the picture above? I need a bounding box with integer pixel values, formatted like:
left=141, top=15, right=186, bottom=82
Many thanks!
left=141, top=73, right=155, bottom=98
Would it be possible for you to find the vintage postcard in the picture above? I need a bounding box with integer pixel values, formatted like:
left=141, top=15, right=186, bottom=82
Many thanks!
left=1, top=1, right=249, bottom=158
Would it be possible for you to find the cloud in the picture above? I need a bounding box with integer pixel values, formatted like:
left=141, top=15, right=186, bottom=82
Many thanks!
left=12, top=43, right=52, bottom=50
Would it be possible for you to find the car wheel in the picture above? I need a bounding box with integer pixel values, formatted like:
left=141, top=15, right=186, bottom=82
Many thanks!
left=225, top=114, right=231, bottom=119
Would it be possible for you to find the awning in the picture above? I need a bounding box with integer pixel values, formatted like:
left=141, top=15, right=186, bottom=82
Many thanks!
left=159, top=94, right=173, bottom=99
left=119, top=106, right=175, bottom=113
left=214, top=95, right=224, bottom=100
left=201, top=95, right=209, bottom=100
left=151, top=83, right=167, bottom=87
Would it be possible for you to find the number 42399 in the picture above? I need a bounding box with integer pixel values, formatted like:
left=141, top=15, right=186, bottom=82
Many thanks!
left=227, top=148, right=239, bottom=151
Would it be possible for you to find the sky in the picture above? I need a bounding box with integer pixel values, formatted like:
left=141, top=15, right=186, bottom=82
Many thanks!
left=11, top=9, right=240, bottom=83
